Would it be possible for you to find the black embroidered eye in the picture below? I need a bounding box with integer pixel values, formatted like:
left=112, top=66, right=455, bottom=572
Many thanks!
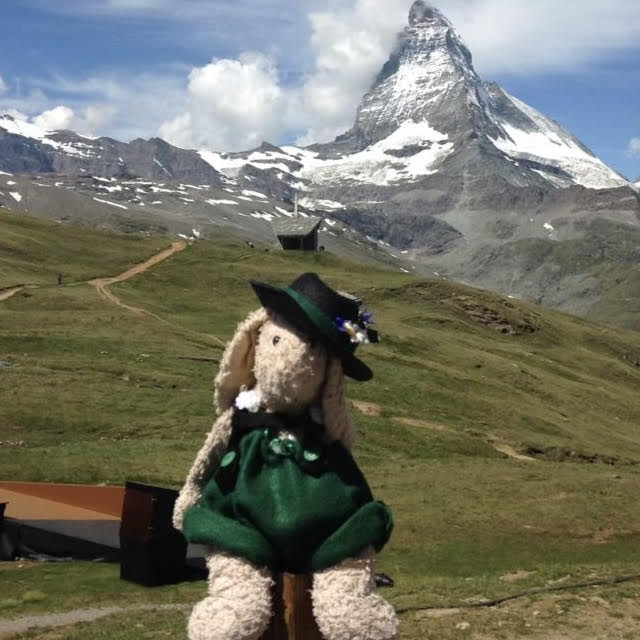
left=272, top=336, right=280, bottom=345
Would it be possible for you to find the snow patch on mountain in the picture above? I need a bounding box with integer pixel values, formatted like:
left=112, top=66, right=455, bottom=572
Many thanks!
left=206, top=198, right=238, bottom=205
left=0, top=114, right=97, bottom=159
left=93, top=197, right=128, bottom=210
left=275, top=206, right=294, bottom=217
left=199, top=148, right=300, bottom=177
left=490, top=94, right=628, bottom=189
left=297, top=120, right=453, bottom=186
left=241, top=189, right=268, bottom=199
left=299, top=197, right=345, bottom=210
left=1, top=114, right=53, bottom=141
left=251, top=211, right=275, bottom=222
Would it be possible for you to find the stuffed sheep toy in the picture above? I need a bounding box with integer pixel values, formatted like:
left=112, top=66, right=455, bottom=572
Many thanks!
left=173, top=272, right=397, bottom=640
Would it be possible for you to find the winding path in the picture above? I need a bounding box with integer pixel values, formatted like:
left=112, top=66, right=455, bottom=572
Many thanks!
left=89, top=240, right=187, bottom=316
left=1, top=239, right=224, bottom=348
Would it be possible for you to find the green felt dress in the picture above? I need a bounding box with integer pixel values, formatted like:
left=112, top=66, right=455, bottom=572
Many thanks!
left=181, top=409, right=393, bottom=574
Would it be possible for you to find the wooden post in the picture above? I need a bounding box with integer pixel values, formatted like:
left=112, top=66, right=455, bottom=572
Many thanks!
left=260, top=573, right=324, bottom=640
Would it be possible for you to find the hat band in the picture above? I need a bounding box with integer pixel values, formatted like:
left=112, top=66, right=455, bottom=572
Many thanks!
left=283, top=287, right=356, bottom=354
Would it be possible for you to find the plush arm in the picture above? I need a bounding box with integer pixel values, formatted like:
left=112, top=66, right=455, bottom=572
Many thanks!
left=172, top=407, right=233, bottom=530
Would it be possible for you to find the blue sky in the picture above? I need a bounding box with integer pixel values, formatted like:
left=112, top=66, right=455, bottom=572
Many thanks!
left=1, top=0, right=639, bottom=180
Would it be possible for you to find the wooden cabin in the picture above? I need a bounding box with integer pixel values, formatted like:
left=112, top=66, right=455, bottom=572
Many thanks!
left=273, top=217, right=322, bottom=251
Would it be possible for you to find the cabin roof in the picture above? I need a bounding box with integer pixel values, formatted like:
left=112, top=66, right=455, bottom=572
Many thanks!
left=273, top=216, right=322, bottom=238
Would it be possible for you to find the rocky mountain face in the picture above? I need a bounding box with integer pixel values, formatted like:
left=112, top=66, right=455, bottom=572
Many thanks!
left=0, top=115, right=224, bottom=185
left=0, top=170, right=409, bottom=275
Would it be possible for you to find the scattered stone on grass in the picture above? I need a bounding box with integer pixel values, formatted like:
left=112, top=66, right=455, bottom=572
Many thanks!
left=500, top=570, right=537, bottom=583
left=352, top=400, right=381, bottom=416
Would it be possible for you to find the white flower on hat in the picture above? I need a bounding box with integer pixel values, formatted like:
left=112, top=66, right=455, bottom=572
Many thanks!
left=235, top=388, right=262, bottom=413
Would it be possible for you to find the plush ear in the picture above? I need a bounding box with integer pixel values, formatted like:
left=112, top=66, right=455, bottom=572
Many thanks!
left=322, top=356, right=355, bottom=450
left=173, top=308, right=268, bottom=530
left=214, top=307, right=268, bottom=414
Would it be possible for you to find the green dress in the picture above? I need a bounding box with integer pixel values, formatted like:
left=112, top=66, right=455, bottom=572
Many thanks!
left=182, top=409, right=393, bottom=574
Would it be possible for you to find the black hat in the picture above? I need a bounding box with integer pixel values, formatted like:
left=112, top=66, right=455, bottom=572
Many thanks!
left=250, top=273, right=373, bottom=381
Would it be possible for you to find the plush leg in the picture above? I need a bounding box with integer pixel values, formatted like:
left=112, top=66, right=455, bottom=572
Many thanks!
left=188, top=551, right=273, bottom=640
left=311, top=548, right=398, bottom=640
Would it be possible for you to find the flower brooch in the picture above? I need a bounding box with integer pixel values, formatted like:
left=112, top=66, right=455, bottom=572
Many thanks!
left=334, top=309, right=378, bottom=345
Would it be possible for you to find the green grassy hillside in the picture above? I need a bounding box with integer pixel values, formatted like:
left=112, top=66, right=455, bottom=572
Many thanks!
left=2, top=209, right=640, bottom=639
left=497, top=218, right=640, bottom=330
left=0, top=209, right=169, bottom=287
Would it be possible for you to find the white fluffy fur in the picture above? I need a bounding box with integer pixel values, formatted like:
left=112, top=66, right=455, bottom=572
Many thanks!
left=312, top=548, right=398, bottom=640
left=254, top=314, right=328, bottom=414
left=174, top=307, right=396, bottom=640
left=187, top=551, right=273, bottom=640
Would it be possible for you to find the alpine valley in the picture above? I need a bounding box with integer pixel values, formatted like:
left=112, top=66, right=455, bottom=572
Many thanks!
left=1, top=0, right=639, bottom=328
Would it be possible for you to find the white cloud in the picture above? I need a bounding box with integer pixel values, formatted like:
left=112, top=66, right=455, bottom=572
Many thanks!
left=31, top=104, right=117, bottom=136
left=32, top=105, right=75, bottom=131
left=157, top=0, right=407, bottom=149
left=306, top=0, right=640, bottom=76
left=2, top=71, right=186, bottom=142
left=159, top=53, right=286, bottom=151
left=292, top=0, right=408, bottom=145
left=628, top=138, right=640, bottom=159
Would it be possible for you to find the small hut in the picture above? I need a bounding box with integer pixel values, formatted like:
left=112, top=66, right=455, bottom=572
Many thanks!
left=273, top=217, right=322, bottom=251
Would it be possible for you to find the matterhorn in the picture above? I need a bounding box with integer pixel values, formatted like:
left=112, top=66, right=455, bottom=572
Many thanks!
left=212, top=0, right=638, bottom=315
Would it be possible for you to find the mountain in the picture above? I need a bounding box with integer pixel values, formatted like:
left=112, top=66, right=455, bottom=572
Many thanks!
left=310, top=0, right=627, bottom=189
left=198, top=1, right=640, bottom=320
left=1, top=1, right=639, bottom=326
left=0, top=171, right=409, bottom=274
left=0, top=114, right=224, bottom=185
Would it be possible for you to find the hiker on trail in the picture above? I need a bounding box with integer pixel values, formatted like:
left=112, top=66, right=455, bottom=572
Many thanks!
left=57, top=273, right=63, bottom=285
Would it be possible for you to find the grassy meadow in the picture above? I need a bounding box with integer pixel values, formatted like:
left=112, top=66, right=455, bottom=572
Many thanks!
left=2, top=207, right=640, bottom=639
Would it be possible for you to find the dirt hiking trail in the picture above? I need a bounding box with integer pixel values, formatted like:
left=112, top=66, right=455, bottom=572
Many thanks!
left=88, top=240, right=224, bottom=347
left=89, top=240, right=186, bottom=315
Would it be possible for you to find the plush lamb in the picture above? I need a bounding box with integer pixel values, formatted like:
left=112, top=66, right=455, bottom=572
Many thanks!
left=173, top=272, right=397, bottom=640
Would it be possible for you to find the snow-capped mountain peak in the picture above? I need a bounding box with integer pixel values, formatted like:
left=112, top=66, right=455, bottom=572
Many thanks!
left=307, top=0, right=628, bottom=191
left=347, top=0, right=481, bottom=148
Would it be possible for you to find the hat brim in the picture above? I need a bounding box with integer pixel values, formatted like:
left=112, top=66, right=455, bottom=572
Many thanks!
left=250, top=280, right=373, bottom=381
